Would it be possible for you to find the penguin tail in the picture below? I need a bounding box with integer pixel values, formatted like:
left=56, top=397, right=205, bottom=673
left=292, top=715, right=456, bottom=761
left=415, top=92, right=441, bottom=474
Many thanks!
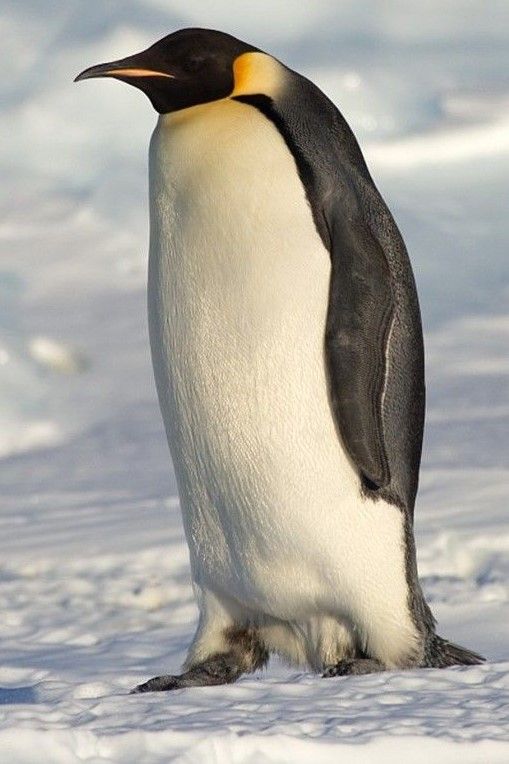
left=427, top=635, right=485, bottom=668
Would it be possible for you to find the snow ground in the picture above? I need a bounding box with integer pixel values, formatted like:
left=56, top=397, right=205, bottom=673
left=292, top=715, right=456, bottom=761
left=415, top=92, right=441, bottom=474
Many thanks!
left=1, top=1, right=508, bottom=761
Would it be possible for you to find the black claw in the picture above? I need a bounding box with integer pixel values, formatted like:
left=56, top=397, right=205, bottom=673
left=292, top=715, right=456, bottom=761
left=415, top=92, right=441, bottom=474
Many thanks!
left=130, top=674, right=181, bottom=694
left=129, top=650, right=250, bottom=694
left=322, top=658, right=384, bottom=677
left=322, top=660, right=353, bottom=678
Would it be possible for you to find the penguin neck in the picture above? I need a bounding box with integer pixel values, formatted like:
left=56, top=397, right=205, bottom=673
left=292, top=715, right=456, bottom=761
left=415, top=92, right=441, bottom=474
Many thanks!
left=154, top=52, right=287, bottom=130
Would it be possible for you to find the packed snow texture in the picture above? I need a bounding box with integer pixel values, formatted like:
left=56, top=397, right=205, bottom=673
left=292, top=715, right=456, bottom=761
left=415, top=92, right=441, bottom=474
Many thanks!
left=1, top=1, right=508, bottom=761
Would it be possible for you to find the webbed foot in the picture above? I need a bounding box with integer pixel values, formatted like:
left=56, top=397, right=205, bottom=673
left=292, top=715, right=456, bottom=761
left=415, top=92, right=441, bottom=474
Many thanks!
left=322, top=657, right=384, bottom=677
left=130, top=652, right=246, bottom=694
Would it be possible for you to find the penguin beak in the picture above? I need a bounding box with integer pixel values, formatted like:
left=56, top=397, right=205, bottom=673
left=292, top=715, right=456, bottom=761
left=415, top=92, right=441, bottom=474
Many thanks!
left=74, top=56, right=175, bottom=83
left=74, top=42, right=229, bottom=114
left=74, top=51, right=179, bottom=113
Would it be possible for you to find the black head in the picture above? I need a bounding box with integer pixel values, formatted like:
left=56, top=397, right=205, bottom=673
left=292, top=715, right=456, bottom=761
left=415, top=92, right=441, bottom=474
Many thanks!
left=75, top=28, right=258, bottom=113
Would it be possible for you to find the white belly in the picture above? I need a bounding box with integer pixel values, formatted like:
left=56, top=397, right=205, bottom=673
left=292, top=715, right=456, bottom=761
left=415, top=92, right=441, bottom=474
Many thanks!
left=147, top=99, right=413, bottom=660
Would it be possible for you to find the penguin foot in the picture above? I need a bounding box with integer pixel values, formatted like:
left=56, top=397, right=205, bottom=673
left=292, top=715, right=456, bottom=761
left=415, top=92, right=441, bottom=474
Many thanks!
left=322, top=658, right=384, bottom=677
left=130, top=652, right=245, bottom=694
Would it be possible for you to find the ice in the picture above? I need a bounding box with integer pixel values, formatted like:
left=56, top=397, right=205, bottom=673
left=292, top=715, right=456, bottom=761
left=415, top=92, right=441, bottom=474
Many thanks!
left=0, top=1, right=508, bottom=761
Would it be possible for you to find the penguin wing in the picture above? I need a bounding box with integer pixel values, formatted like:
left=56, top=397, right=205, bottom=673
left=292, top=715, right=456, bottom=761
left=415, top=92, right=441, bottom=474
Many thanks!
left=324, top=185, right=394, bottom=490
left=312, top=103, right=424, bottom=510
left=233, top=86, right=424, bottom=509
left=320, top=148, right=426, bottom=512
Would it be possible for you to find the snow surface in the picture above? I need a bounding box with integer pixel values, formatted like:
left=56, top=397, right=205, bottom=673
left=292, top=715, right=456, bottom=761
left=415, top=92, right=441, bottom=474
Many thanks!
left=1, top=1, right=508, bottom=761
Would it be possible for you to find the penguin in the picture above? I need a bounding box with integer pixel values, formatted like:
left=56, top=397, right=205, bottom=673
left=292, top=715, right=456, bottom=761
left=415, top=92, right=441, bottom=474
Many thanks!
left=75, top=28, right=484, bottom=692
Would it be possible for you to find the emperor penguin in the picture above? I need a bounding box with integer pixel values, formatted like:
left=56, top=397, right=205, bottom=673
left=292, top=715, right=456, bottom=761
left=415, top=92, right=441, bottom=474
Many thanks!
left=75, top=28, right=484, bottom=692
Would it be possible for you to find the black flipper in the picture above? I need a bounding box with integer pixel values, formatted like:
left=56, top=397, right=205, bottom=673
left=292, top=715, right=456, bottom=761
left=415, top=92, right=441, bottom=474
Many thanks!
left=325, top=207, right=394, bottom=490
left=321, top=165, right=425, bottom=511
left=235, top=86, right=425, bottom=512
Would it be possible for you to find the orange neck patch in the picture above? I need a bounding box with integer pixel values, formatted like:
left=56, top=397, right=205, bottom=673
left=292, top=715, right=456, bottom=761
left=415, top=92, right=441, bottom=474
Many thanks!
left=231, top=52, right=285, bottom=97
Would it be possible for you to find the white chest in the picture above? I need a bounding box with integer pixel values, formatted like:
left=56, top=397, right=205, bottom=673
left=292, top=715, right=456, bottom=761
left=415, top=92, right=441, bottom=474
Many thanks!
left=147, top=99, right=363, bottom=614
left=148, top=98, right=335, bottom=463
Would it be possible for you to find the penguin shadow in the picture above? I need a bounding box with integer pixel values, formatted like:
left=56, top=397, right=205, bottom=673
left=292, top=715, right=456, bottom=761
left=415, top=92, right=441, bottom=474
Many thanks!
left=0, top=685, right=38, bottom=705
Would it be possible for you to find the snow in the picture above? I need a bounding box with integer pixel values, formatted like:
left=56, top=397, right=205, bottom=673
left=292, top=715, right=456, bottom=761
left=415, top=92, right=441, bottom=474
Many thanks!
left=1, top=1, right=508, bottom=761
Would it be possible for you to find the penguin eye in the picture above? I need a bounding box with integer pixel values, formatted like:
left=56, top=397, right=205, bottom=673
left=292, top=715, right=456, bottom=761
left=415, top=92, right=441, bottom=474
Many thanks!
left=183, top=56, right=207, bottom=74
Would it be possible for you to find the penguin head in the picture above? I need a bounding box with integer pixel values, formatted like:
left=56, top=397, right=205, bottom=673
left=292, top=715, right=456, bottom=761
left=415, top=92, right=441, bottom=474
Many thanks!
left=75, top=28, right=261, bottom=114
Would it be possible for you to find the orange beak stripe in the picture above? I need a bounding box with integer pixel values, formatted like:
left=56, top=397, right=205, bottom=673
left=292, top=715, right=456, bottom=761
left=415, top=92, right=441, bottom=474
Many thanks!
left=105, top=68, right=175, bottom=78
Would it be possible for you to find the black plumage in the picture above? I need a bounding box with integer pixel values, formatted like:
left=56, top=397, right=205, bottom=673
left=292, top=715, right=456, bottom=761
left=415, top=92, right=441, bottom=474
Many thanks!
left=235, top=82, right=425, bottom=515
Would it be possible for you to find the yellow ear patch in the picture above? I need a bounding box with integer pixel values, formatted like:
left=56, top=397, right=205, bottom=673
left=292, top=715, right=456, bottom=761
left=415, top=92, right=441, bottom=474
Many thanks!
left=231, top=52, right=285, bottom=97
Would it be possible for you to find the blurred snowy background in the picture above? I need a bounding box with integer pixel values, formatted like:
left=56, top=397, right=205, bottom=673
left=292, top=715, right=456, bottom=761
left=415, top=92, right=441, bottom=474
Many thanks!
left=0, top=1, right=508, bottom=761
